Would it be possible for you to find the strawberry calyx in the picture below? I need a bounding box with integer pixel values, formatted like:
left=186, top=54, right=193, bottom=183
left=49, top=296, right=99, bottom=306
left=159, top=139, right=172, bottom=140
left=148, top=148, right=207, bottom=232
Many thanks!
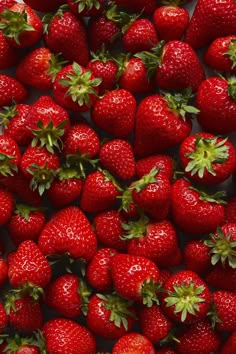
left=72, top=0, right=102, bottom=13
left=14, top=203, right=42, bottom=221
left=121, top=215, right=149, bottom=240
left=0, top=153, right=18, bottom=177
left=207, top=302, right=221, bottom=329
left=91, top=47, right=114, bottom=63
left=130, top=166, right=160, bottom=193
left=106, top=2, right=138, bottom=33
left=97, top=293, right=136, bottom=330
left=223, top=38, right=236, bottom=69
left=160, top=0, right=188, bottom=5
left=141, top=277, right=161, bottom=307
left=135, top=41, right=165, bottom=79
left=66, top=153, right=98, bottom=179
left=227, top=76, right=236, bottom=101
left=204, top=226, right=236, bottom=269
left=118, top=188, right=134, bottom=213
left=164, top=282, right=206, bottom=322
left=78, top=279, right=92, bottom=315
left=27, top=163, right=58, bottom=196
left=57, top=165, right=82, bottom=181
left=185, top=136, right=229, bottom=178
left=59, top=62, right=102, bottom=108
left=10, top=281, right=44, bottom=301
left=0, top=7, right=35, bottom=45
left=99, top=168, right=123, bottom=192
left=47, top=252, right=86, bottom=276
left=189, top=186, right=227, bottom=205
left=3, top=334, right=37, bottom=353
left=31, top=119, right=67, bottom=153
left=47, top=53, right=68, bottom=82
left=42, top=4, right=70, bottom=33
left=0, top=103, right=18, bottom=129
left=114, top=52, right=131, bottom=80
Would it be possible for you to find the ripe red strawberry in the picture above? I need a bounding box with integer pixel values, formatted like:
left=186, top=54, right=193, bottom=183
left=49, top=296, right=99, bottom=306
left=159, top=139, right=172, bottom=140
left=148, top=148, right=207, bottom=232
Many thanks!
left=0, top=302, right=7, bottom=333
left=38, top=206, right=97, bottom=262
left=0, top=74, right=28, bottom=107
left=99, top=139, right=136, bottom=181
left=0, top=103, right=31, bottom=146
left=43, top=318, right=96, bottom=354
left=80, top=170, right=121, bottom=213
left=23, top=0, right=65, bottom=12
left=113, top=0, right=157, bottom=15
left=196, top=76, right=236, bottom=133
left=92, top=89, right=136, bottom=138
left=180, top=132, right=236, bottom=185
left=184, top=240, right=211, bottom=274
left=111, top=253, right=160, bottom=306
left=87, top=293, right=136, bottom=339
left=134, top=90, right=195, bottom=158
left=7, top=204, right=46, bottom=246
left=171, top=178, right=225, bottom=235
left=156, top=349, right=176, bottom=354
left=86, top=248, right=118, bottom=292
left=185, top=0, right=236, bottom=49
left=0, top=3, right=43, bottom=48
left=136, top=154, right=174, bottom=182
left=93, top=210, right=127, bottom=251
left=221, top=331, right=236, bottom=354
left=8, top=240, right=52, bottom=290
left=204, top=36, right=236, bottom=73
left=161, top=270, right=211, bottom=323
left=112, top=332, right=155, bottom=354
left=44, top=8, right=89, bottom=66
left=0, top=0, right=16, bottom=12
left=224, top=196, right=236, bottom=223
left=0, top=188, right=15, bottom=225
left=4, top=342, right=39, bottom=354
left=212, top=290, right=236, bottom=331
left=205, top=263, right=236, bottom=292
left=136, top=41, right=205, bottom=92
left=175, top=319, right=220, bottom=354
left=67, top=0, right=103, bottom=17
left=16, top=48, right=66, bottom=91
left=0, top=31, right=19, bottom=69
left=0, top=258, right=8, bottom=287
left=0, top=135, right=21, bottom=177
left=53, top=63, right=101, bottom=112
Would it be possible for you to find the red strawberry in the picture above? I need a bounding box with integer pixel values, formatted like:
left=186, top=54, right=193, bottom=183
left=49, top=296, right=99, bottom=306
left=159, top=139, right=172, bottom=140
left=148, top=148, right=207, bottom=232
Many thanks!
left=204, top=36, right=236, bottom=73
left=87, top=293, right=136, bottom=339
left=42, top=318, right=96, bottom=354
left=0, top=3, right=43, bottom=48
left=0, top=31, right=19, bottom=69
left=134, top=90, right=194, bottom=158
left=38, top=206, right=97, bottom=262
left=92, top=89, right=136, bottom=138
left=99, top=139, right=136, bottom=181
left=221, top=331, right=236, bottom=354
left=184, top=240, right=211, bottom=274
left=113, top=0, right=157, bottom=15
left=7, top=204, right=46, bottom=246
left=0, top=0, right=16, bottom=12
left=136, top=154, right=174, bottom=182
left=180, top=132, right=236, bottom=185
left=175, top=319, right=220, bottom=354
left=5, top=343, right=39, bottom=354
left=44, top=8, right=89, bottom=66
left=112, top=332, right=155, bottom=354
left=0, top=135, right=21, bottom=177
left=0, top=74, right=28, bottom=107
left=23, top=0, right=65, bottom=12
left=224, top=196, right=236, bottom=223
left=156, top=349, right=176, bottom=354
left=86, top=248, right=118, bottom=292
left=171, top=178, right=225, bottom=235
left=0, top=258, right=8, bottom=287
left=205, top=263, right=236, bottom=292
left=159, top=269, right=172, bottom=284
left=111, top=253, right=160, bottom=306
left=0, top=187, right=14, bottom=226
left=196, top=76, right=236, bottom=133
left=53, top=63, right=101, bottom=112
left=0, top=302, right=7, bottom=333
left=93, top=210, right=127, bottom=251
left=212, top=290, right=236, bottom=331
left=161, top=270, right=211, bottom=323
left=67, top=0, right=103, bottom=17
left=185, top=0, right=236, bottom=49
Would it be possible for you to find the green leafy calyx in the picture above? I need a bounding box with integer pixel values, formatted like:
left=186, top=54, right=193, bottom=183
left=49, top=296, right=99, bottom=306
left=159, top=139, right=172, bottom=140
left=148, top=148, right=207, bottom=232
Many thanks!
left=130, top=166, right=160, bottom=193
left=27, top=163, right=58, bottom=196
left=141, top=277, right=161, bottom=307
left=0, top=153, right=18, bottom=177
left=121, top=215, right=149, bottom=240
left=135, top=41, right=165, bottom=78
left=223, top=39, right=236, bottom=69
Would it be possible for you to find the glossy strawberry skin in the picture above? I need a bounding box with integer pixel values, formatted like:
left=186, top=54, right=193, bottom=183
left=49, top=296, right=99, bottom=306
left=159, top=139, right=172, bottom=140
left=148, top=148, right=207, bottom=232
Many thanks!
left=224, top=196, right=236, bottom=223
left=0, top=0, right=16, bottom=12
left=0, top=31, right=19, bottom=69
left=221, top=331, right=236, bottom=354
left=136, top=154, right=174, bottom=182
left=205, top=264, right=236, bottom=292
left=0, top=259, right=8, bottom=287
left=0, top=187, right=14, bottom=226
left=0, top=75, right=28, bottom=107
left=213, top=290, right=236, bottom=331
left=184, top=241, right=211, bottom=275
left=0, top=135, right=21, bottom=172
left=48, top=177, right=83, bottom=209
left=87, top=58, right=118, bottom=95
left=23, top=0, right=65, bottom=12
left=112, top=332, right=155, bottom=354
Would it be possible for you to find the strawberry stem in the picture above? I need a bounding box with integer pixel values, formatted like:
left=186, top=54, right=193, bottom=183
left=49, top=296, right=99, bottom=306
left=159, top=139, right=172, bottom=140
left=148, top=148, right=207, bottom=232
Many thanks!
left=27, top=163, right=58, bottom=196
left=141, top=277, right=161, bottom=307
left=72, top=0, right=101, bottom=13
left=130, top=166, right=160, bottom=192
left=0, top=153, right=18, bottom=177
left=223, top=38, right=236, bottom=69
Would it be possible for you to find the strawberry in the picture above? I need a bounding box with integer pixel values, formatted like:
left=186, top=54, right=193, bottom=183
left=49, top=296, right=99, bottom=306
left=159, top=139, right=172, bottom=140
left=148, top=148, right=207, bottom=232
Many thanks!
left=111, top=253, right=160, bottom=306
left=180, top=132, right=236, bottom=185
left=0, top=302, right=7, bottom=333
left=44, top=7, right=89, bottom=66
left=185, top=0, right=236, bottom=49
left=92, top=89, right=136, bottom=138
left=16, top=48, right=66, bottom=91
left=184, top=240, right=211, bottom=275
left=42, top=318, right=96, bottom=354
left=0, top=258, right=8, bottom=287
left=153, top=6, right=189, bottom=42
left=211, top=290, right=236, bottom=331
left=113, top=0, right=157, bottom=15
left=156, top=349, right=176, bottom=354
left=38, top=206, right=97, bottom=262
left=23, top=0, right=66, bottom=12
left=112, top=332, right=155, bottom=354
left=224, top=196, right=236, bottom=223
left=93, top=210, right=127, bottom=251
left=0, top=74, right=28, bottom=107
left=53, top=62, right=101, bottom=112
left=0, top=31, right=19, bottom=69
left=136, top=41, right=205, bottom=92
left=204, top=36, right=236, bottom=73
left=67, top=0, right=103, bottom=17
left=5, top=342, right=39, bottom=354
left=175, top=319, right=220, bottom=354
left=134, top=90, right=195, bottom=158
left=159, top=269, right=172, bottom=284
left=0, top=103, right=32, bottom=146
left=86, top=248, right=118, bottom=292
left=205, top=263, right=236, bottom=292
left=7, top=204, right=46, bottom=246
left=221, top=331, right=236, bottom=354
left=0, top=0, right=16, bottom=12
left=99, top=139, right=136, bottom=181
left=80, top=170, right=121, bottom=213
left=196, top=76, right=236, bottom=133
left=20, top=145, right=60, bottom=196
left=171, top=178, right=225, bottom=235
left=87, top=293, right=136, bottom=339
left=136, top=154, right=174, bottom=182
left=123, top=217, right=179, bottom=268
left=161, top=270, right=211, bottom=323
left=45, top=274, right=90, bottom=318
left=0, top=135, right=21, bottom=177
left=0, top=3, right=43, bottom=48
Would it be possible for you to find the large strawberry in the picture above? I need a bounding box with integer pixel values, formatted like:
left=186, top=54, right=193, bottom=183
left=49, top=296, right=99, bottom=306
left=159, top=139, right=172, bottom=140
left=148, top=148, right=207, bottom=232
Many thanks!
left=0, top=135, right=21, bottom=177
left=184, top=0, right=236, bottom=49
left=112, top=332, right=155, bottom=354
left=0, top=31, right=19, bottom=70
left=0, top=74, right=28, bottom=107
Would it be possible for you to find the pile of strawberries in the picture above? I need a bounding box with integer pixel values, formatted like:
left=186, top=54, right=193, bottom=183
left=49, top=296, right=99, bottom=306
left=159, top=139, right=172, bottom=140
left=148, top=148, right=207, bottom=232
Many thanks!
left=0, top=0, right=236, bottom=352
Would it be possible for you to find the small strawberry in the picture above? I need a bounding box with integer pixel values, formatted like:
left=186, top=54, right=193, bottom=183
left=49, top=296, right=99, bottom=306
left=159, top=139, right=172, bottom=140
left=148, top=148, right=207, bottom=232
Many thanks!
left=180, top=132, right=236, bottom=185
left=161, top=270, right=211, bottom=323
left=0, top=31, right=19, bottom=70
left=112, top=332, right=155, bottom=354
left=224, top=196, right=236, bottom=223
left=0, top=0, right=16, bottom=12
left=153, top=6, right=189, bottom=42
left=67, top=0, right=103, bottom=17
left=0, top=302, right=7, bottom=333
left=0, top=258, right=8, bottom=287
left=185, top=0, right=236, bottom=49
left=99, top=139, right=136, bottom=181
left=211, top=290, right=236, bottom=331
left=87, top=293, right=136, bottom=339
left=205, top=263, right=236, bottom=292
left=136, top=154, right=174, bottom=182
left=0, top=74, right=28, bottom=107
left=113, top=0, right=157, bottom=15
left=171, top=178, right=225, bottom=235
left=184, top=240, right=211, bottom=275
left=86, top=248, right=118, bottom=292
left=92, top=89, right=136, bottom=138
left=0, top=3, right=43, bottom=48
left=23, top=0, right=65, bottom=12
left=111, top=253, right=160, bottom=307
left=7, top=204, right=46, bottom=246
left=0, top=135, right=21, bottom=177
left=221, top=331, right=236, bottom=354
